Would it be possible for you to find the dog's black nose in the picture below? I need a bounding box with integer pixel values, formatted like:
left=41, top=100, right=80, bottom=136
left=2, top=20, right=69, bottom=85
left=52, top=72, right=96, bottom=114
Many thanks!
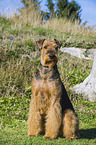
left=49, top=54, right=55, bottom=59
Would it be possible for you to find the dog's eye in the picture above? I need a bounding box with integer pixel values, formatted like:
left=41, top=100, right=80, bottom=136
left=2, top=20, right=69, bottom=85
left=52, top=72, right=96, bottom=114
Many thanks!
left=44, top=46, right=47, bottom=49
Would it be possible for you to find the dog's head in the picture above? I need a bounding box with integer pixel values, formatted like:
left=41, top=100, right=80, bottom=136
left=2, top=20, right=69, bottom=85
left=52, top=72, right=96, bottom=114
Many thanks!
left=36, top=39, right=62, bottom=68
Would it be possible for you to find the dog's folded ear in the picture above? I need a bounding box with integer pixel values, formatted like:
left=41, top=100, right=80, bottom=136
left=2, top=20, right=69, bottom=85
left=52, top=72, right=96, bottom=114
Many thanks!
left=54, top=39, right=62, bottom=48
left=35, top=39, right=46, bottom=49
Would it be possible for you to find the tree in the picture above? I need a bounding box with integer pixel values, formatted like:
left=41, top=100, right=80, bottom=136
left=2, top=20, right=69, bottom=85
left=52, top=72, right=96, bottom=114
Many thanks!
left=46, top=0, right=55, bottom=18
left=67, top=1, right=81, bottom=22
left=57, top=0, right=68, bottom=17
left=21, top=0, right=40, bottom=9
left=57, top=0, right=81, bottom=22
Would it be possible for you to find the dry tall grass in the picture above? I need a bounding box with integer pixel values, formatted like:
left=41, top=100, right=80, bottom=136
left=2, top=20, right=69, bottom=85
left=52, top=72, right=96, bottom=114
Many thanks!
left=42, top=18, right=96, bottom=37
left=13, top=2, right=42, bottom=27
left=11, top=2, right=96, bottom=37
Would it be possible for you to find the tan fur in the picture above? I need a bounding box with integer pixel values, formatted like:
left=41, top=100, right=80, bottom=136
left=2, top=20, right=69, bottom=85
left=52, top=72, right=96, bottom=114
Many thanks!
left=63, top=109, right=79, bottom=139
left=28, top=39, right=79, bottom=139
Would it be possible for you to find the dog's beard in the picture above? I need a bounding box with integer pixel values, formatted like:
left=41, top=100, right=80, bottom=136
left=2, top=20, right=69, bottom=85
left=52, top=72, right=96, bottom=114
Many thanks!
left=41, top=54, right=58, bottom=69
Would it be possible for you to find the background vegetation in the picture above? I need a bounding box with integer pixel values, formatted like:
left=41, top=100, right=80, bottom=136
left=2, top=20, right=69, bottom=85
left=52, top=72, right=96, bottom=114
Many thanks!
left=21, top=0, right=82, bottom=22
left=0, top=0, right=96, bottom=144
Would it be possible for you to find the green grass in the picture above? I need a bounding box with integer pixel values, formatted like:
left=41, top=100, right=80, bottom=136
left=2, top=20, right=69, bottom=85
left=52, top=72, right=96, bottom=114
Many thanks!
left=0, top=118, right=96, bottom=145
left=0, top=16, right=96, bottom=144
left=0, top=96, right=96, bottom=145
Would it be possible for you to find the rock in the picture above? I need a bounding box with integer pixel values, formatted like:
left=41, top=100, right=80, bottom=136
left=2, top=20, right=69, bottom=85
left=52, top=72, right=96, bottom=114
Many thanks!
left=60, top=47, right=96, bottom=102
left=60, top=47, right=96, bottom=60
left=73, top=53, right=96, bottom=102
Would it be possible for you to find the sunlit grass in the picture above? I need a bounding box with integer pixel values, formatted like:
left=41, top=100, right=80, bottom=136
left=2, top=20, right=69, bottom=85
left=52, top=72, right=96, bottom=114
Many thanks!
left=41, top=18, right=96, bottom=37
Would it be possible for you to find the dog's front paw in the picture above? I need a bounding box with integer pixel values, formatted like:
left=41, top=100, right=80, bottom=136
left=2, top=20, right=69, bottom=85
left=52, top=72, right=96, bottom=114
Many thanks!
left=43, top=134, right=56, bottom=140
left=28, top=131, right=39, bottom=137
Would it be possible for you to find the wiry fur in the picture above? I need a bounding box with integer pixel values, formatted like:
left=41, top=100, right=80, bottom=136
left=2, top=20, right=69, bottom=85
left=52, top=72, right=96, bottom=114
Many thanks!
left=28, top=39, right=79, bottom=139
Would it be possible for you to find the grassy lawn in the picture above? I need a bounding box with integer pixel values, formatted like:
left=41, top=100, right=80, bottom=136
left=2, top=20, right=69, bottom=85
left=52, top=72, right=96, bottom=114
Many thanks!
left=0, top=17, right=96, bottom=144
left=0, top=100, right=96, bottom=145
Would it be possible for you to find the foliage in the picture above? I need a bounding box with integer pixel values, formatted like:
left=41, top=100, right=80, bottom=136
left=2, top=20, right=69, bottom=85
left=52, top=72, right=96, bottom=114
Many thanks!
left=21, top=0, right=40, bottom=9
left=43, top=0, right=82, bottom=22
left=20, top=0, right=82, bottom=22
left=57, top=0, right=68, bottom=16
left=46, top=0, right=55, bottom=18
left=57, top=0, right=81, bottom=22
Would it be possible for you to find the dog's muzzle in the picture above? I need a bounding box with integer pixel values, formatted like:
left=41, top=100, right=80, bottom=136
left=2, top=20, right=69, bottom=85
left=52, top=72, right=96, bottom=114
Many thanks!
left=49, top=54, right=55, bottom=59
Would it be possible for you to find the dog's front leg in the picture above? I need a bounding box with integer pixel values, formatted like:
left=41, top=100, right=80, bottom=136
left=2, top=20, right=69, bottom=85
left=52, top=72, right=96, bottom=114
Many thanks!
left=28, top=98, right=42, bottom=136
left=44, top=100, right=62, bottom=139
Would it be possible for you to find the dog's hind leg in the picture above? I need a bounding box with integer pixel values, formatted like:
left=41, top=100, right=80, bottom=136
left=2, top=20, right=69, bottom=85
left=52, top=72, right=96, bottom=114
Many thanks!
left=63, top=109, right=79, bottom=139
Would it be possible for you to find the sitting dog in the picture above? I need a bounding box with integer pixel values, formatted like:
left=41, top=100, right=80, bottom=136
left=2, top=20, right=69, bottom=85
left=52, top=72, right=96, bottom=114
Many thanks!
left=28, top=39, right=79, bottom=139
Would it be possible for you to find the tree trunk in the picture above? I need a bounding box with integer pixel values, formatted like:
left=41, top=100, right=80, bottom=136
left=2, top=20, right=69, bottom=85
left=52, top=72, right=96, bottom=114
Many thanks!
left=73, top=53, right=96, bottom=102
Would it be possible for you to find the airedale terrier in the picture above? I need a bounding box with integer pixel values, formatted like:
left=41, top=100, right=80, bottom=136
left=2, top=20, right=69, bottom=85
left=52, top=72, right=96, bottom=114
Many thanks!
left=28, top=39, right=79, bottom=139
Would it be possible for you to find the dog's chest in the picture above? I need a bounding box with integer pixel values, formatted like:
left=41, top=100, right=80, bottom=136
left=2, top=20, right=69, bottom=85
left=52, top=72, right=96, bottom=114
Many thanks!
left=33, top=79, right=51, bottom=113
left=32, top=78, right=60, bottom=114
left=32, top=66, right=61, bottom=114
